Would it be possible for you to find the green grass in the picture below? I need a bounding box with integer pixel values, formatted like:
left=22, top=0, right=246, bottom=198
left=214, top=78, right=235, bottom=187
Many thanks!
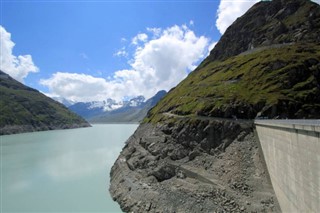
left=0, top=72, right=88, bottom=128
left=145, top=43, right=320, bottom=122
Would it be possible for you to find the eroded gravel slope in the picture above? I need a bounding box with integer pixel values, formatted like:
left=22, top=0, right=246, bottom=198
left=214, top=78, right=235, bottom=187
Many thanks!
left=110, top=119, right=280, bottom=212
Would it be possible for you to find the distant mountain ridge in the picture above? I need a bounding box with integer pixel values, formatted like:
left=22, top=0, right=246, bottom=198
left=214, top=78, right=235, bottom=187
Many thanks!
left=68, top=90, right=167, bottom=123
left=68, top=97, right=144, bottom=119
left=51, top=96, right=76, bottom=107
left=0, top=70, right=90, bottom=135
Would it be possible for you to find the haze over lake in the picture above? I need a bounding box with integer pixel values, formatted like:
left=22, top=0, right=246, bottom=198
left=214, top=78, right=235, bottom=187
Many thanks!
left=1, top=124, right=138, bottom=212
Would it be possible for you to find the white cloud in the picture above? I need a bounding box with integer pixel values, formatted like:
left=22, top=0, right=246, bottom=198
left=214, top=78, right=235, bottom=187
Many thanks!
left=114, top=47, right=128, bottom=57
left=129, top=25, right=209, bottom=96
left=208, top=41, right=217, bottom=53
left=0, top=26, right=38, bottom=82
left=147, top=27, right=162, bottom=38
left=42, top=25, right=210, bottom=102
left=40, top=71, right=148, bottom=102
left=312, top=0, right=320, bottom=4
left=40, top=72, right=115, bottom=102
left=216, top=0, right=320, bottom=34
left=189, top=20, right=194, bottom=26
left=131, top=33, right=148, bottom=45
left=216, top=0, right=259, bottom=35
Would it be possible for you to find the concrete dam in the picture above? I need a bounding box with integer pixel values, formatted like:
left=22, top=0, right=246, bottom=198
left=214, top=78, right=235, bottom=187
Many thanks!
left=255, top=120, right=320, bottom=213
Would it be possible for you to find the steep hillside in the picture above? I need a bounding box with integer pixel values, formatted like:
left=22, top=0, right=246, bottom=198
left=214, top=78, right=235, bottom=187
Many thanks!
left=209, top=0, right=320, bottom=61
left=0, top=71, right=90, bottom=135
left=146, top=0, right=320, bottom=122
left=110, top=0, right=320, bottom=212
left=146, top=43, right=320, bottom=122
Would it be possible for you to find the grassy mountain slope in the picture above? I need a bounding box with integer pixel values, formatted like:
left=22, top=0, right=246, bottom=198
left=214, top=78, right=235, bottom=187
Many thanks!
left=146, top=0, right=320, bottom=122
left=109, top=1, right=319, bottom=212
left=0, top=71, right=90, bottom=135
left=146, top=43, right=320, bottom=122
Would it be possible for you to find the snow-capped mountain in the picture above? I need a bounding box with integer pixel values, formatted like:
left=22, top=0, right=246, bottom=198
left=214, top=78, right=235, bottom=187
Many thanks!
left=52, top=96, right=76, bottom=107
left=67, top=95, right=148, bottom=119
left=85, top=96, right=146, bottom=112
left=122, top=96, right=145, bottom=107
left=67, top=91, right=166, bottom=122
left=87, top=99, right=124, bottom=112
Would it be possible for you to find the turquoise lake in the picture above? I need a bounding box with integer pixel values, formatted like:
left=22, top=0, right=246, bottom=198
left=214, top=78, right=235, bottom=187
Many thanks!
left=0, top=124, right=138, bottom=212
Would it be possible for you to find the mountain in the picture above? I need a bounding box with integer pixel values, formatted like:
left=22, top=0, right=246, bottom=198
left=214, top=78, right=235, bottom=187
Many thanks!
left=209, top=0, right=320, bottom=62
left=51, top=96, right=76, bottom=107
left=68, top=96, right=145, bottom=120
left=69, top=90, right=167, bottom=123
left=146, top=0, right=320, bottom=121
left=0, top=71, right=90, bottom=135
left=110, top=0, right=320, bottom=212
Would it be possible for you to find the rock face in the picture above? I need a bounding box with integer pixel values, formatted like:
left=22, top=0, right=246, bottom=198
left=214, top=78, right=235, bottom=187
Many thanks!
left=145, top=0, right=320, bottom=121
left=110, top=119, right=280, bottom=212
left=210, top=0, right=320, bottom=62
left=110, top=0, right=320, bottom=212
left=0, top=70, right=90, bottom=135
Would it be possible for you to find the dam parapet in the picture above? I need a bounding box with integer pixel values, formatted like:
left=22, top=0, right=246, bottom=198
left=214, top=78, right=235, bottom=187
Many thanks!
left=255, top=120, right=320, bottom=213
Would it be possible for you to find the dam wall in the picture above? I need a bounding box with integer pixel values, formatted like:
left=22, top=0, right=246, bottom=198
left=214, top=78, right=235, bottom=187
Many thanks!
left=255, top=120, right=320, bottom=212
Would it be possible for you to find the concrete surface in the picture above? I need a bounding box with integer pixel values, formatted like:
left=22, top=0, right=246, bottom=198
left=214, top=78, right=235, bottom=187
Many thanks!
left=255, top=120, right=320, bottom=213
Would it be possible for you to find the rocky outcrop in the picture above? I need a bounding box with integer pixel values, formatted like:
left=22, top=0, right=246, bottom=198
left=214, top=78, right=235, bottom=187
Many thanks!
left=209, top=0, right=320, bottom=62
left=109, top=0, right=320, bottom=212
left=110, top=118, right=280, bottom=212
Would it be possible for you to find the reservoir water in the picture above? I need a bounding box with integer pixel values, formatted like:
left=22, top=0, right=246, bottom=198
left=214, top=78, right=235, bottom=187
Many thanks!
left=0, top=124, right=138, bottom=212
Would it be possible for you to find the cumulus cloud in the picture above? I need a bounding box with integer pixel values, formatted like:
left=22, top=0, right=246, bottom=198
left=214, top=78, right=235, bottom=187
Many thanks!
left=207, top=41, right=217, bottom=55
left=114, top=47, right=128, bottom=57
left=0, top=26, right=38, bottom=82
left=42, top=25, right=212, bottom=102
left=40, top=71, right=148, bottom=102
left=216, top=0, right=320, bottom=34
left=131, top=33, right=148, bottom=45
left=129, top=25, right=208, bottom=95
left=216, top=0, right=259, bottom=34
left=40, top=72, right=116, bottom=102
left=147, top=27, right=162, bottom=38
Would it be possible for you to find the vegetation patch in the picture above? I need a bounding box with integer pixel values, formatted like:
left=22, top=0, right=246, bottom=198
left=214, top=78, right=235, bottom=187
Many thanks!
left=145, top=43, right=320, bottom=123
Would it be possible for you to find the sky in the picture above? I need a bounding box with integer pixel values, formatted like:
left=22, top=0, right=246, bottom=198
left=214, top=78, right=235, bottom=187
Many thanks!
left=1, top=0, right=319, bottom=102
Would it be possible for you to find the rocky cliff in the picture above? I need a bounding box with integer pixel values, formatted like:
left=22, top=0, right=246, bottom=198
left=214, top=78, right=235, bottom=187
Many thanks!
left=110, top=120, right=280, bottom=212
left=109, top=0, right=320, bottom=212
left=210, top=0, right=320, bottom=62
left=0, top=70, right=90, bottom=135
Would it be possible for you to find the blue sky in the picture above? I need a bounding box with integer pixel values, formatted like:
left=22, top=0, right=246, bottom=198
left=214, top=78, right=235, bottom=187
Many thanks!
left=2, top=1, right=218, bottom=75
left=2, top=0, right=318, bottom=102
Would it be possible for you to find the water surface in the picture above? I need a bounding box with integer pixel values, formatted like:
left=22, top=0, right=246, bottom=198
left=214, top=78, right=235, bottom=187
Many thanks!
left=1, top=124, right=138, bottom=212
